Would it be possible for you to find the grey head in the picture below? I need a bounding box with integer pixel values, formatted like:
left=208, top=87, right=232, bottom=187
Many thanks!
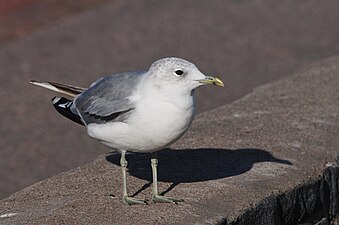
left=146, top=57, right=224, bottom=92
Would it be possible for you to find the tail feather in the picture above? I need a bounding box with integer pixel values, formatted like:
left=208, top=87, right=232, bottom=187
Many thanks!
left=52, top=96, right=85, bottom=126
left=30, top=80, right=86, bottom=97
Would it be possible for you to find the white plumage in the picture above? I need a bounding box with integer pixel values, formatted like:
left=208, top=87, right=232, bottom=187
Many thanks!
left=30, top=57, right=224, bottom=205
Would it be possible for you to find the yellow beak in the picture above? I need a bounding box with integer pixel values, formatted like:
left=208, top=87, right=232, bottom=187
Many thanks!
left=197, top=76, right=224, bottom=87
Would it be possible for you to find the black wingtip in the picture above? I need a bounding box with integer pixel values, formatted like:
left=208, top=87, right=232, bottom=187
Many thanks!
left=52, top=96, right=85, bottom=126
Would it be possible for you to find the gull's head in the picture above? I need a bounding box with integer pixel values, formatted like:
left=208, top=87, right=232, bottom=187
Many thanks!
left=148, top=57, right=224, bottom=92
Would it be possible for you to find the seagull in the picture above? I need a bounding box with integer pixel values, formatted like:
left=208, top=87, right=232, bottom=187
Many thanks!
left=30, top=57, right=224, bottom=205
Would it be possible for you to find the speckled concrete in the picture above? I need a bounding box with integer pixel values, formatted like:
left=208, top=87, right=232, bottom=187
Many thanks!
left=2, top=0, right=339, bottom=199
left=0, top=55, right=338, bottom=224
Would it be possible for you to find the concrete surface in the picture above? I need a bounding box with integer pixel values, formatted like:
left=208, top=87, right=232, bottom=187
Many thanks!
left=2, top=0, right=339, bottom=199
left=0, top=55, right=338, bottom=224
left=0, top=0, right=109, bottom=45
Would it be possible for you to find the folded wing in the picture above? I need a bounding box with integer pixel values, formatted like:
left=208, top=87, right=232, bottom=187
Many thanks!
left=74, top=71, right=145, bottom=125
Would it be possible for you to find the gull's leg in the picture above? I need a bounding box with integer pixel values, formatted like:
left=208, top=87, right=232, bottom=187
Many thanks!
left=120, top=151, right=147, bottom=205
left=151, top=152, right=183, bottom=203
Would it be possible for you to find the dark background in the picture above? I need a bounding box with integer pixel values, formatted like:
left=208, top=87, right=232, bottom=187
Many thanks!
left=1, top=0, right=339, bottom=199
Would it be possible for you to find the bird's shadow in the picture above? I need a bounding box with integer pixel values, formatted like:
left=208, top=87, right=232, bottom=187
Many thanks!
left=105, top=148, right=292, bottom=196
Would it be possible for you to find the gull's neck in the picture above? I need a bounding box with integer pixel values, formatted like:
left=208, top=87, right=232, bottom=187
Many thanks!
left=139, top=76, right=195, bottom=111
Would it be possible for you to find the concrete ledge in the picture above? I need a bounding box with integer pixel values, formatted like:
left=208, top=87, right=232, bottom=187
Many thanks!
left=1, top=56, right=338, bottom=224
left=225, top=163, right=338, bottom=225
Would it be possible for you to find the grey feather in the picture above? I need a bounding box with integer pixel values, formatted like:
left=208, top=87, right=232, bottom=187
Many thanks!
left=74, top=71, right=145, bottom=124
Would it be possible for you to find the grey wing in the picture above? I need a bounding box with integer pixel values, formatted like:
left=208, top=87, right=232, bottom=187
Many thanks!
left=74, top=71, right=145, bottom=125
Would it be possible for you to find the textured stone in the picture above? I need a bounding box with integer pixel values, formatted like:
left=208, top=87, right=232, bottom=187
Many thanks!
left=0, top=54, right=338, bottom=224
left=2, top=0, right=339, bottom=199
left=226, top=163, right=338, bottom=225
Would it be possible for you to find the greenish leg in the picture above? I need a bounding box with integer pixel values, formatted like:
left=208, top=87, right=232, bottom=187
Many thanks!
left=120, top=151, right=147, bottom=205
left=151, top=153, right=183, bottom=203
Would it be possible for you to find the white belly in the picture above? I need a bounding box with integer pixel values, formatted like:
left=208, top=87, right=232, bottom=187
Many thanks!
left=87, top=95, right=195, bottom=152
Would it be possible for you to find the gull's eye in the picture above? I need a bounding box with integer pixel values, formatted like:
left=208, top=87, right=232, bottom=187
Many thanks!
left=175, top=70, right=184, bottom=75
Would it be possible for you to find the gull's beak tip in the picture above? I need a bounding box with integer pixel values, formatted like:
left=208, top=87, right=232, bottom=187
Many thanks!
left=213, top=77, right=224, bottom=87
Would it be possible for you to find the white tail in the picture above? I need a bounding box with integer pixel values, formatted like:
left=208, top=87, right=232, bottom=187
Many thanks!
left=30, top=80, right=86, bottom=97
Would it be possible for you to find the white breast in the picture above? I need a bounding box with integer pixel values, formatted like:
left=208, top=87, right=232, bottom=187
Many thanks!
left=87, top=89, right=196, bottom=152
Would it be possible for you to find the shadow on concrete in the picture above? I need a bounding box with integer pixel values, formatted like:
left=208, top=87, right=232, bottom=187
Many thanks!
left=105, top=148, right=292, bottom=196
